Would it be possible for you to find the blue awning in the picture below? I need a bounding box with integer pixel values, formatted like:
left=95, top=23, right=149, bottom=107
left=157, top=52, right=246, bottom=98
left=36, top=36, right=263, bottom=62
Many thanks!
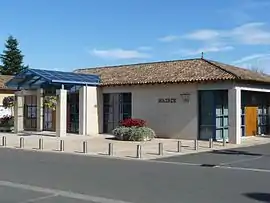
left=5, top=69, right=100, bottom=90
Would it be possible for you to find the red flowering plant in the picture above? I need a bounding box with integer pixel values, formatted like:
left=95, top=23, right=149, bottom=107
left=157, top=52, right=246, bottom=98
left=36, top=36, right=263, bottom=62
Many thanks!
left=120, top=118, right=146, bottom=127
left=112, top=118, right=155, bottom=141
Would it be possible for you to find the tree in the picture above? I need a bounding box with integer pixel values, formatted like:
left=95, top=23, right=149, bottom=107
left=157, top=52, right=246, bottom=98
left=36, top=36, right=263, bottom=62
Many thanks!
left=250, top=66, right=265, bottom=74
left=0, top=35, right=28, bottom=75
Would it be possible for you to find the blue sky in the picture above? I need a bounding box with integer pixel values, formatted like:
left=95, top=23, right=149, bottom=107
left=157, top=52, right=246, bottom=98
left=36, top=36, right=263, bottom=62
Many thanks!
left=1, top=0, right=270, bottom=72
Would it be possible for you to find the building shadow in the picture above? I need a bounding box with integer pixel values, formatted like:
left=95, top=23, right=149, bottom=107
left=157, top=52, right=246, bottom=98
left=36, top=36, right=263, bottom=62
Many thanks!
left=211, top=149, right=262, bottom=157
left=244, top=193, right=270, bottom=202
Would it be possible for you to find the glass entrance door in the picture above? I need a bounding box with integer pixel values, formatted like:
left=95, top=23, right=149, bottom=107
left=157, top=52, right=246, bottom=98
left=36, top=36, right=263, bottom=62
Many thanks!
left=43, top=107, right=56, bottom=131
left=103, top=93, right=132, bottom=133
left=199, top=90, right=228, bottom=141
left=67, top=93, right=79, bottom=133
left=215, top=91, right=229, bottom=141
left=24, top=95, right=37, bottom=130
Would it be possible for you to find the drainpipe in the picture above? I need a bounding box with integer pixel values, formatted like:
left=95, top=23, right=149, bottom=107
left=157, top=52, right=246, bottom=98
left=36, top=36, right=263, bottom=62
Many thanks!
left=85, top=84, right=88, bottom=136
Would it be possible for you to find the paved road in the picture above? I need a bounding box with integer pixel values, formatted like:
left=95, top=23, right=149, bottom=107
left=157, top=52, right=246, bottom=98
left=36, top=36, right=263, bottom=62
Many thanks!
left=0, top=143, right=270, bottom=203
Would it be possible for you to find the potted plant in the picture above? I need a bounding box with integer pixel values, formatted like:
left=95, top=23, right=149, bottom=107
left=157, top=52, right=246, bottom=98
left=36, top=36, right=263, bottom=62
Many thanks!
left=0, top=115, right=14, bottom=132
left=44, top=96, right=57, bottom=111
left=112, top=118, right=156, bottom=141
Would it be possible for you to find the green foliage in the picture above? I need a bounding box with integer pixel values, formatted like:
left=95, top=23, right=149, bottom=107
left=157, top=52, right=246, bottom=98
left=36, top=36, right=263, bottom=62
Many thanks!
left=44, top=96, right=57, bottom=111
left=0, top=35, right=28, bottom=75
left=0, top=115, right=14, bottom=127
left=2, top=96, right=15, bottom=108
left=112, top=126, right=156, bottom=141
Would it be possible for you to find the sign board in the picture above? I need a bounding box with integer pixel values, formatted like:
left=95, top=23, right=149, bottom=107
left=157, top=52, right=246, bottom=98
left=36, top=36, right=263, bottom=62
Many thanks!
left=158, top=98, right=177, bottom=103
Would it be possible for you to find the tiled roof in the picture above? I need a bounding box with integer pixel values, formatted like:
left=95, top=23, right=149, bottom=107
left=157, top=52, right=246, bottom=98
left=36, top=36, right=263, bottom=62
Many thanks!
left=0, top=75, right=14, bottom=89
left=75, top=58, right=270, bottom=86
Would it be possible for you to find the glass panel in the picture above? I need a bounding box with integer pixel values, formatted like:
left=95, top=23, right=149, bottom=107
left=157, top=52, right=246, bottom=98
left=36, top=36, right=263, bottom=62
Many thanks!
left=224, top=116, right=228, bottom=127
left=241, top=115, right=245, bottom=126
left=123, top=104, right=131, bottom=117
left=103, top=94, right=110, bottom=104
left=258, top=116, right=263, bottom=125
left=107, top=122, right=114, bottom=133
left=223, top=107, right=228, bottom=116
left=241, top=127, right=245, bottom=137
left=199, top=91, right=214, bottom=126
left=216, top=105, right=222, bottom=116
left=258, top=126, right=262, bottom=135
left=258, top=108, right=263, bottom=115
left=215, top=129, right=223, bottom=140
left=223, top=128, right=229, bottom=140
left=216, top=117, right=223, bottom=128
left=123, top=93, right=132, bottom=103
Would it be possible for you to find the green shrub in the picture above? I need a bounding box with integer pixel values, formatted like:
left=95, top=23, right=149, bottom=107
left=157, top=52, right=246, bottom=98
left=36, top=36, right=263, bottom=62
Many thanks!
left=112, top=126, right=155, bottom=141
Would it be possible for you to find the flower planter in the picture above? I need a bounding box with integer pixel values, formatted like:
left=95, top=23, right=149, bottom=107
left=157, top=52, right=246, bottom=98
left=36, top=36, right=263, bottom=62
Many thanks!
left=0, top=126, right=14, bottom=132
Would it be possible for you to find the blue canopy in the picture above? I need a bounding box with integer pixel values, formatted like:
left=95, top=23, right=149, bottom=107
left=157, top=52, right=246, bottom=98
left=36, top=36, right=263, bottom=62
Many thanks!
left=5, top=69, right=100, bottom=90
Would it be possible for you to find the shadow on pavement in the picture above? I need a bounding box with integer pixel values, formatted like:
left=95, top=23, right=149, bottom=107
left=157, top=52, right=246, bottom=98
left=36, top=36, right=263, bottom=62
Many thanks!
left=244, top=193, right=270, bottom=202
left=211, top=149, right=262, bottom=157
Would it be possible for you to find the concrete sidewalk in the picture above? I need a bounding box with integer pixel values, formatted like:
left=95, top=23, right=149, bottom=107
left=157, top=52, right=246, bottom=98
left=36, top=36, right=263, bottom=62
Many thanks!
left=0, top=132, right=270, bottom=160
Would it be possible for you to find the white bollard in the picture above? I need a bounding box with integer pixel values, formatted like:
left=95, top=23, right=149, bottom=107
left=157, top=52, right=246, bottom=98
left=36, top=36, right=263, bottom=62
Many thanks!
left=136, top=144, right=141, bottom=159
left=158, top=143, right=163, bottom=156
left=60, top=140, right=64, bottom=151
left=177, top=140, right=182, bottom=152
left=108, top=143, right=113, bottom=156
left=194, top=139, right=198, bottom=150
left=38, top=138, right=43, bottom=150
left=19, top=137, right=24, bottom=148
left=2, top=136, right=6, bottom=146
left=209, top=138, right=213, bottom=148
left=82, top=141, right=87, bottom=153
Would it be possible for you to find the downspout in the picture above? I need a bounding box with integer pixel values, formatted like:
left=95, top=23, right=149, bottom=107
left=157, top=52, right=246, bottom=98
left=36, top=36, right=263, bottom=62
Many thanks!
left=85, top=84, right=88, bottom=136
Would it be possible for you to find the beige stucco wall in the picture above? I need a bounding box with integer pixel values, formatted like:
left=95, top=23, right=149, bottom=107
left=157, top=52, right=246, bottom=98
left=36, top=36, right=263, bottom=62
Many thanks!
left=101, top=83, right=198, bottom=139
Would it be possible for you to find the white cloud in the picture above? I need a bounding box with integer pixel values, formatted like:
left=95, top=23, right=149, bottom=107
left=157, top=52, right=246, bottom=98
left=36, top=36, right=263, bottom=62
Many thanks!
left=137, top=46, right=152, bottom=51
left=232, top=52, right=270, bottom=73
left=217, top=0, right=270, bottom=24
left=229, top=22, right=270, bottom=45
left=158, top=35, right=180, bottom=42
left=177, top=45, right=234, bottom=56
left=233, top=53, right=270, bottom=64
left=91, top=48, right=150, bottom=59
left=183, top=29, right=220, bottom=41
left=174, top=22, right=270, bottom=45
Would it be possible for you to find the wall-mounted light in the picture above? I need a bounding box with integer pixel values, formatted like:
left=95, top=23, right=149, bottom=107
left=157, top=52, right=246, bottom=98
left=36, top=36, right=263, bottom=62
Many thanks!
left=180, top=93, right=190, bottom=103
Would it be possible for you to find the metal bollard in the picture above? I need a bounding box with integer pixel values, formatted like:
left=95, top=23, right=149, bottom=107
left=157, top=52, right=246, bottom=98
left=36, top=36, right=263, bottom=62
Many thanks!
left=136, top=144, right=141, bottom=159
left=82, top=141, right=87, bottom=153
left=2, top=136, right=6, bottom=146
left=19, top=137, right=24, bottom=148
left=223, top=136, right=226, bottom=147
left=209, top=137, right=213, bottom=148
left=158, top=143, right=163, bottom=156
left=194, top=139, right=198, bottom=150
left=38, top=138, right=43, bottom=150
left=108, top=143, right=113, bottom=156
left=59, top=140, right=64, bottom=151
left=177, top=140, right=182, bottom=152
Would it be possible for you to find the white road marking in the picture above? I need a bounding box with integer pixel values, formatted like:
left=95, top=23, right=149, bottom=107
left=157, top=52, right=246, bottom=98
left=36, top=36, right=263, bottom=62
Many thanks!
left=19, top=194, right=58, bottom=203
left=0, top=180, right=133, bottom=203
left=219, top=156, right=263, bottom=166
left=217, top=165, right=270, bottom=173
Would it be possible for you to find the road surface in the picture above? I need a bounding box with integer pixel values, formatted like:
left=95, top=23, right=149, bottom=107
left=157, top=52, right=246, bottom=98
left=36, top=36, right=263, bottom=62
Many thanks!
left=0, top=143, right=270, bottom=203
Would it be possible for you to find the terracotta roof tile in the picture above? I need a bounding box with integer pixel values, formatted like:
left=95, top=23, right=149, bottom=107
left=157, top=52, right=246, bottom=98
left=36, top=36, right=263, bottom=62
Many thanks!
left=0, top=75, right=14, bottom=89
left=75, top=58, right=270, bottom=86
